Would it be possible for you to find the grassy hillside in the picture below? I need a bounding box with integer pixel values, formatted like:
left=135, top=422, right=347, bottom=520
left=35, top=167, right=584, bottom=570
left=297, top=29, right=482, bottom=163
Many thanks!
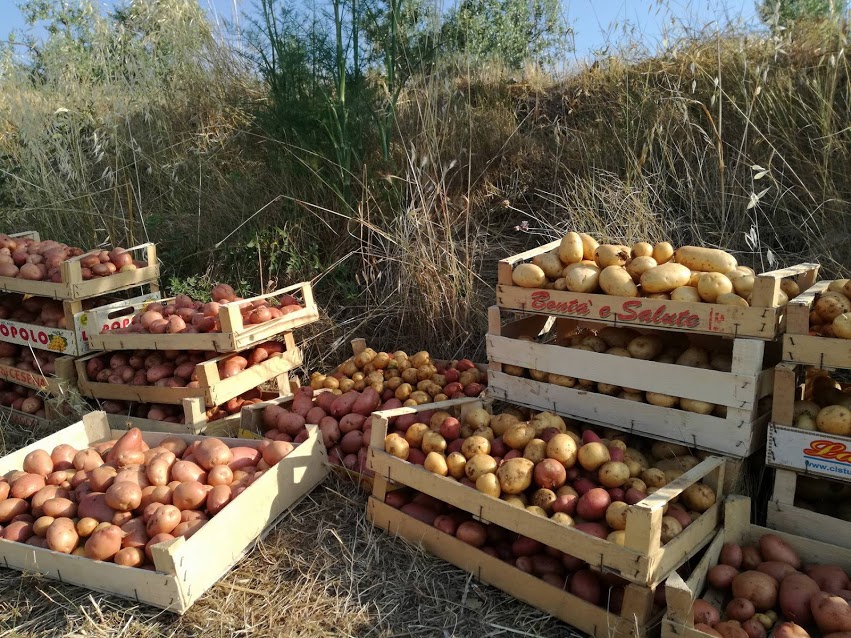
left=1, top=3, right=849, bottom=364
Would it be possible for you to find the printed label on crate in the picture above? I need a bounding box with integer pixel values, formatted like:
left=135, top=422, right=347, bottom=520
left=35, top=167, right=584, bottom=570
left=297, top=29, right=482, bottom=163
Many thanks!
left=0, top=319, right=75, bottom=353
left=519, top=290, right=728, bottom=331
left=768, top=424, right=851, bottom=481
left=0, top=364, right=49, bottom=390
left=0, top=406, right=45, bottom=428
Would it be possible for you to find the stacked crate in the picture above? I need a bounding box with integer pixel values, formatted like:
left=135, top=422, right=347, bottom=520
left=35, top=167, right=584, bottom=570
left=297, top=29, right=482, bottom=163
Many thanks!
left=365, top=396, right=726, bottom=638
left=487, top=241, right=820, bottom=470
left=78, top=282, right=319, bottom=434
left=765, top=280, right=851, bottom=548
left=0, top=231, right=160, bottom=428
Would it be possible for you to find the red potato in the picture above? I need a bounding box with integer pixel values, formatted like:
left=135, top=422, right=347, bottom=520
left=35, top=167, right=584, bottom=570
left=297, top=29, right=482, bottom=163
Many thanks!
left=758, top=561, right=799, bottom=583
left=692, top=599, right=721, bottom=626
left=812, top=592, right=851, bottom=635
left=352, top=388, right=381, bottom=415
left=774, top=623, right=812, bottom=638
left=781, top=573, right=820, bottom=625
left=570, top=570, right=602, bottom=605
left=721, top=543, right=744, bottom=568
left=85, top=524, right=123, bottom=561
left=331, top=391, right=359, bottom=417
left=339, top=413, right=366, bottom=433
left=732, top=571, right=779, bottom=611
left=807, top=565, right=850, bottom=593
left=759, top=534, right=802, bottom=569
left=277, top=412, right=306, bottom=436
left=291, top=393, right=314, bottom=417
left=708, top=564, right=740, bottom=589
left=228, top=447, right=261, bottom=471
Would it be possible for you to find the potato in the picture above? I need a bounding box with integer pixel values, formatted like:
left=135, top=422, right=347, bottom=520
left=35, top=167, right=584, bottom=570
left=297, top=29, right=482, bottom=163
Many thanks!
left=445, top=452, right=466, bottom=479
left=563, top=262, right=601, bottom=293
left=496, top=458, right=534, bottom=494
left=423, top=452, right=448, bottom=476
left=464, top=454, right=497, bottom=481
left=675, top=246, right=737, bottom=273
left=461, top=436, right=491, bottom=459
left=646, top=392, right=678, bottom=408
left=512, top=263, right=547, bottom=288
left=721, top=543, right=744, bottom=568
left=640, top=263, right=691, bottom=293
left=817, top=405, right=851, bottom=436
left=817, top=293, right=851, bottom=322
left=384, top=434, right=409, bottom=460
left=558, top=232, right=584, bottom=264
left=598, top=462, right=630, bottom=488
left=579, top=233, right=599, bottom=260
left=732, top=571, right=779, bottom=611
left=759, top=533, right=801, bottom=568
left=532, top=250, right=565, bottom=279
left=733, top=274, right=755, bottom=298
left=569, top=569, right=601, bottom=605
left=653, top=242, right=674, bottom=264
left=834, top=314, right=851, bottom=339
left=780, top=573, right=820, bottom=625
left=503, top=423, right=536, bottom=450
left=475, top=473, right=501, bottom=498
left=681, top=484, right=716, bottom=512
left=697, top=272, right=734, bottom=302
left=715, top=621, right=749, bottom=638
left=677, top=347, right=710, bottom=368
left=626, top=256, right=657, bottom=282
left=773, top=623, right=811, bottom=638
left=660, top=516, right=683, bottom=543
left=631, top=242, right=653, bottom=258
left=577, top=442, right=610, bottom=471
left=806, top=565, right=850, bottom=593
left=546, top=434, right=577, bottom=467
left=812, top=592, right=851, bottom=634
left=727, top=598, right=756, bottom=622
left=606, top=501, right=629, bottom=531
left=627, top=335, right=664, bottom=360
left=680, top=398, right=715, bottom=414
left=599, top=266, right=638, bottom=297
left=709, top=564, right=740, bottom=589
left=523, top=439, right=547, bottom=464
left=594, top=244, right=630, bottom=269
left=46, top=517, right=79, bottom=554
left=489, top=413, right=519, bottom=436
left=718, top=292, right=750, bottom=307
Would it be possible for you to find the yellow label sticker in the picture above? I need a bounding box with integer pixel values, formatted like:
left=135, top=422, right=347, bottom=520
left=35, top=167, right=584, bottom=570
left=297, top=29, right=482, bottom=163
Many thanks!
left=237, top=428, right=264, bottom=440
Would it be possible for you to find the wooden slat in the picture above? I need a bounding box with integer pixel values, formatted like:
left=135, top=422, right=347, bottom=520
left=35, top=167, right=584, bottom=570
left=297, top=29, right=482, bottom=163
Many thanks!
left=487, top=334, right=762, bottom=409
left=488, top=370, right=767, bottom=458
left=367, top=402, right=723, bottom=586
left=783, top=333, right=851, bottom=369
left=769, top=363, right=799, bottom=426
left=87, top=282, right=319, bottom=352
left=0, top=412, right=328, bottom=613
left=368, top=497, right=659, bottom=638
left=0, top=356, right=76, bottom=396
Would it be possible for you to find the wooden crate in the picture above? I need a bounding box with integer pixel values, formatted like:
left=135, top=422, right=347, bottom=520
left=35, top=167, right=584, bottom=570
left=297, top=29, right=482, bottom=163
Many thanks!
left=0, top=356, right=76, bottom=396
left=766, top=362, right=851, bottom=482
left=86, top=282, right=318, bottom=353
left=664, top=495, right=851, bottom=638
left=368, top=496, right=662, bottom=638
left=487, top=307, right=772, bottom=458
left=0, top=232, right=160, bottom=301
left=782, top=280, right=851, bottom=368
left=0, top=289, right=161, bottom=356
left=75, top=333, right=301, bottom=407
left=367, top=397, right=725, bottom=587
left=497, top=242, right=818, bottom=340
left=0, top=403, right=53, bottom=428
left=764, top=468, right=851, bottom=549
left=0, top=411, right=328, bottom=613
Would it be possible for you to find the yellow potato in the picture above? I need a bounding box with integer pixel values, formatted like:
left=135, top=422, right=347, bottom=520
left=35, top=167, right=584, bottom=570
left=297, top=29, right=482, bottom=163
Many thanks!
left=558, top=232, right=584, bottom=265
left=512, top=263, right=547, bottom=288
left=631, top=242, right=653, bottom=258
left=646, top=392, right=678, bottom=408
left=828, top=279, right=851, bottom=294
left=652, top=242, right=674, bottom=264
left=680, top=398, right=715, bottom=415
left=626, top=256, right=657, bottom=283
left=780, top=279, right=800, bottom=299
left=817, top=405, right=851, bottom=436
left=671, top=286, right=701, bottom=302
left=834, top=314, right=851, bottom=339
left=736, top=266, right=755, bottom=275
left=717, top=292, right=749, bottom=307
left=563, top=262, right=601, bottom=293
left=697, top=272, right=733, bottom=302
left=599, top=266, right=638, bottom=297
left=532, top=250, right=564, bottom=279
left=674, top=246, right=737, bottom=273
left=594, top=244, right=630, bottom=269
left=640, top=263, right=692, bottom=293
left=579, top=233, right=599, bottom=260
left=687, top=271, right=702, bottom=287
left=733, top=274, right=755, bottom=297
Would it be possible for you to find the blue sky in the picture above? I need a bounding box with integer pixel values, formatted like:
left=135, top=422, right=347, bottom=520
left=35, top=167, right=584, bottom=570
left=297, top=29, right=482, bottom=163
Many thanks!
left=0, top=0, right=760, bottom=60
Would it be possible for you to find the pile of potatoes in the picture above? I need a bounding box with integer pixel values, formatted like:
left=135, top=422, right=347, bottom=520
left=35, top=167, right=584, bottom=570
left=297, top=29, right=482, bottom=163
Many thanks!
left=806, top=280, right=851, bottom=339
left=108, top=285, right=303, bottom=336
left=0, top=381, right=45, bottom=415
left=83, top=341, right=286, bottom=389
left=0, top=428, right=296, bottom=568
left=792, top=371, right=851, bottom=436
left=503, top=325, right=755, bottom=417
left=385, top=487, right=671, bottom=611
left=94, top=385, right=268, bottom=424
left=511, top=232, right=801, bottom=308
left=382, top=406, right=717, bottom=547
left=0, top=293, right=112, bottom=328
left=261, top=386, right=383, bottom=476
left=0, top=235, right=146, bottom=282
left=0, top=342, right=63, bottom=375
left=311, top=348, right=486, bottom=402
left=693, top=534, right=851, bottom=638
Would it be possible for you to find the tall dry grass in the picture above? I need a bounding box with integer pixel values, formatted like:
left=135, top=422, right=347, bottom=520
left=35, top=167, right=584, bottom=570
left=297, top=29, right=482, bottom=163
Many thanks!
left=1, top=3, right=849, bottom=362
